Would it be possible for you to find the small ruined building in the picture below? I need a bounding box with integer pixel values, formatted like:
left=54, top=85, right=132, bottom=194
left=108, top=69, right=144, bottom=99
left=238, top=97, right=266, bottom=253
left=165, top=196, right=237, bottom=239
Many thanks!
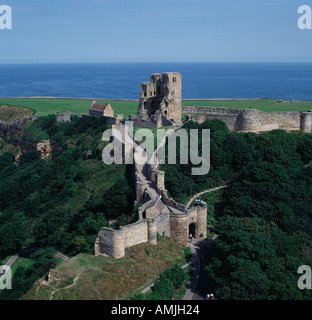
left=89, top=101, right=114, bottom=118
left=134, top=72, right=182, bottom=128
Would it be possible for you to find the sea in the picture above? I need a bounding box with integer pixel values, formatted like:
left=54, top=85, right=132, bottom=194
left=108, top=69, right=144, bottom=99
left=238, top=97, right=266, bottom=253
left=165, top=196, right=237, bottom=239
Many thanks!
left=0, top=62, right=312, bottom=100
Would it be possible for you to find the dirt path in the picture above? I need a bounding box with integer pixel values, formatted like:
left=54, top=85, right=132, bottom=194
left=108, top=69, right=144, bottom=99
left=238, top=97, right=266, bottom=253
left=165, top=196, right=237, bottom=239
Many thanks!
left=49, top=274, right=81, bottom=300
left=185, top=185, right=228, bottom=209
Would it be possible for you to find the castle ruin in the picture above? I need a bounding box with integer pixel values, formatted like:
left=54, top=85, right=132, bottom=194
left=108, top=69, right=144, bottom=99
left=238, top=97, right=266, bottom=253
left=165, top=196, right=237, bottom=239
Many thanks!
left=94, top=72, right=312, bottom=259
left=94, top=121, right=207, bottom=259
left=134, top=72, right=182, bottom=128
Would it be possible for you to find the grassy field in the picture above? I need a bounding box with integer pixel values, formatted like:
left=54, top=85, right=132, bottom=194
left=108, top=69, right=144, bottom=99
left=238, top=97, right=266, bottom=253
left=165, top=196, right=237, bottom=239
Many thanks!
left=0, top=98, right=139, bottom=119
left=182, top=99, right=312, bottom=112
left=1, top=98, right=312, bottom=120
left=22, top=236, right=186, bottom=300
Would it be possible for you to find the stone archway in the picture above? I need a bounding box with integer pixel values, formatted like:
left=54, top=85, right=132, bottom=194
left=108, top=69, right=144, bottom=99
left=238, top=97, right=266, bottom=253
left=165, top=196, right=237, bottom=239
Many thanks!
left=189, top=223, right=196, bottom=239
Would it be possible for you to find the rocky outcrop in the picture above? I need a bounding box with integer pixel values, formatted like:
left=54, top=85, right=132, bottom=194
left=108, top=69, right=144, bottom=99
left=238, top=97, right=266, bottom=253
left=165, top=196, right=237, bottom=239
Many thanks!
left=37, top=140, right=53, bottom=159
left=0, top=118, right=25, bottom=142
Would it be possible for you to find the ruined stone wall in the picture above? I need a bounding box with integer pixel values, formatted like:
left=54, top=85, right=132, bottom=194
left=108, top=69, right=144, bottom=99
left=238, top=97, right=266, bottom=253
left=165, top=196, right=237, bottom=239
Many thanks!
left=122, top=221, right=148, bottom=249
left=182, top=106, right=242, bottom=115
left=182, top=106, right=310, bottom=132
left=95, top=221, right=149, bottom=259
left=235, top=110, right=301, bottom=132
left=182, top=106, right=243, bottom=130
left=154, top=212, right=170, bottom=238
left=95, top=227, right=125, bottom=259
left=55, top=113, right=86, bottom=123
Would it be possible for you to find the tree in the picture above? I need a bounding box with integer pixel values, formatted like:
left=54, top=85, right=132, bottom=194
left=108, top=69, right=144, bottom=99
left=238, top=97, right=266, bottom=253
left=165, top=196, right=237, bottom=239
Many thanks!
left=151, top=277, right=174, bottom=300
left=0, top=214, right=27, bottom=252
left=19, top=150, right=40, bottom=166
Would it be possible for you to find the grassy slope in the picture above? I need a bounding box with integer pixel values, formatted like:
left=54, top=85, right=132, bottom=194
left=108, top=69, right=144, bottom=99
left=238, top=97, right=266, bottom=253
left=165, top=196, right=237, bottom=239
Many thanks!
left=22, top=236, right=185, bottom=300
left=1, top=98, right=312, bottom=120
left=0, top=105, right=34, bottom=122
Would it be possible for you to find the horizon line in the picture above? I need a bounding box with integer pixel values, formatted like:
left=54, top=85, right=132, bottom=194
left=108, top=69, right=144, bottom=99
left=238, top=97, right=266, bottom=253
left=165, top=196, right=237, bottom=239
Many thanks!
left=1, top=61, right=312, bottom=65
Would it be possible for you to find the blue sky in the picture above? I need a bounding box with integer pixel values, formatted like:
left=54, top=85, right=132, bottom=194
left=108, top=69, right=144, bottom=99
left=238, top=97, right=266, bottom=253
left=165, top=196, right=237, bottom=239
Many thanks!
left=0, top=0, right=311, bottom=63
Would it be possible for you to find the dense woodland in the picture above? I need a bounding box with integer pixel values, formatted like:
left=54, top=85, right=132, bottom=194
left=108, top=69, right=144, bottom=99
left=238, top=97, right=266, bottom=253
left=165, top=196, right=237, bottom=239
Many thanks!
left=0, top=115, right=136, bottom=299
left=1, top=115, right=312, bottom=300
left=163, top=119, right=312, bottom=299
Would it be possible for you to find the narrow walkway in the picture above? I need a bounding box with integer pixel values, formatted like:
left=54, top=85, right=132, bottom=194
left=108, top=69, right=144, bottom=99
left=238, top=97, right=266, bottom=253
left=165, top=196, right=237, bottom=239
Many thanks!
left=183, top=240, right=201, bottom=300
left=55, top=252, right=70, bottom=261
left=185, top=185, right=228, bottom=209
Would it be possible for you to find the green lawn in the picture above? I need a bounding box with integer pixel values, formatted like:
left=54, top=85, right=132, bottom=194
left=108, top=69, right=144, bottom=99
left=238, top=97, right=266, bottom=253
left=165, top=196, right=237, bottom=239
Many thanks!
left=182, top=99, right=312, bottom=112
left=1, top=98, right=312, bottom=121
left=0, top=98, right=139, bottom=119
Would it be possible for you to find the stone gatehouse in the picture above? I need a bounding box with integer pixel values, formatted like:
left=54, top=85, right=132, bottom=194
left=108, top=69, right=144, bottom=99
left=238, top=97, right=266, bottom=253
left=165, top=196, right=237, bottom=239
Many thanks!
left=94, top=203, right=207, bottom=259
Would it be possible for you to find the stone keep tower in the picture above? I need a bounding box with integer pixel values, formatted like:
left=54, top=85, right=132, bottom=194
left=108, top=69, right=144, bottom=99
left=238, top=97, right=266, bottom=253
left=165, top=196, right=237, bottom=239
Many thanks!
left=134, top=72, right=182, bottom=128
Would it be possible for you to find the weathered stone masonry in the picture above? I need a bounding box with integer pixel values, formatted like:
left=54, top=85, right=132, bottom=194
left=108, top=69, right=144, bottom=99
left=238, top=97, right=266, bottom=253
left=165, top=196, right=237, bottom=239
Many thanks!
left=94, top=73, right=312, bottom=259
left=182, top=106, right=312, bottom=133
left=134, top=72, right=182, bottom=128
left=94, top=141, right=207, bottom=259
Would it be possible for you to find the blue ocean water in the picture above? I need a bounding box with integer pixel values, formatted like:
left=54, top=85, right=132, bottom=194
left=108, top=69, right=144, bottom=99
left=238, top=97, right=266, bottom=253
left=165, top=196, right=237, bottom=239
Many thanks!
left=0, top=62, right=312, bottom=100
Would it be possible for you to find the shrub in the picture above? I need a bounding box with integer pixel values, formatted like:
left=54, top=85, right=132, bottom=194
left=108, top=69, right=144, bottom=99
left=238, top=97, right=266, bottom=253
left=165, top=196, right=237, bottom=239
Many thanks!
left=152, top=277, right=174, bottom=300
left=183, top=247, right=192, bottom=262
